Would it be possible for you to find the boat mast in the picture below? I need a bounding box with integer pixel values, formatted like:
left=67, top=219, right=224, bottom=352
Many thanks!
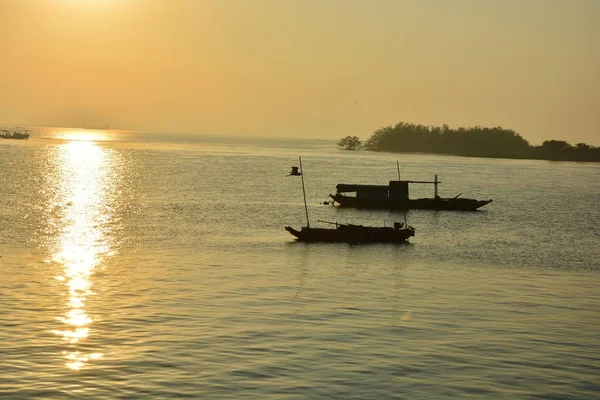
left=434, top=174, right=439, bottom=198
left=299, top=156, right=310, bottom=227
left=396, top=161, right=401, bottom=181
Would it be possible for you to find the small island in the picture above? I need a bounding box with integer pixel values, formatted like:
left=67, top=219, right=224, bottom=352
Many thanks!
left=338, top=122, right=600, bottom=162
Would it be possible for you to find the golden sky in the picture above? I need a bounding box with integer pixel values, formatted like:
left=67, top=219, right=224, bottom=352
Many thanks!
left=0, top=0, right=598, bottom=144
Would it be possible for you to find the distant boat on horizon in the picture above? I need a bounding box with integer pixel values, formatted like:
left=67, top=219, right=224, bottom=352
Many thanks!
left=1, top=130, right=30, bottom=140
left=81, top=124, right=110, bottom=130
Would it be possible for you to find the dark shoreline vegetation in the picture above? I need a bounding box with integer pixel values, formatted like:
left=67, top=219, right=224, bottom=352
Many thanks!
left=338, top=122, right=600, bottom=162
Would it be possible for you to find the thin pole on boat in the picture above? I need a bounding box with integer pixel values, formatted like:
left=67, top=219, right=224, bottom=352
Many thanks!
left=396, top=161, right=401, bottom=181
left=434, top=174, right=439, bottom=198
left=299, top=156, right=310, bottom=227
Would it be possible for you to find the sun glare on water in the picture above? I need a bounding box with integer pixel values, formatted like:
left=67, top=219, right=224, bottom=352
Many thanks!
left=49, top=140, right=116, bottom=370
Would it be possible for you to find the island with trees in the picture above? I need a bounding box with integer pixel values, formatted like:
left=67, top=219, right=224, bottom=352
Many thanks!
left=338, top=122, right=600, bottom=162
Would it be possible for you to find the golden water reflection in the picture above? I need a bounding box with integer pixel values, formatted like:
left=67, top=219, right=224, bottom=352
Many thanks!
left=50, top=141, right=115, bottom=370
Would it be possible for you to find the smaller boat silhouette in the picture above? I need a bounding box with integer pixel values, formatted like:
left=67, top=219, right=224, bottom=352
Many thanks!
left=1, top=130, right=30, bottom=140
left=285, top=220, right=415, bottom=244
left=285, top=157, right=415, bottom=243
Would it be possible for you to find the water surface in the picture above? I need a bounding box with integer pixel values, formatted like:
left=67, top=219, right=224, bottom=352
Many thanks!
left=1, top=128, right=599, bottom=399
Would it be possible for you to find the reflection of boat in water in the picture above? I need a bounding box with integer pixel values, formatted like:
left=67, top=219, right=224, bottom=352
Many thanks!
left=1, top=130, right=30, bottom=140
left=329, top=163, right=492, bottom=211
left=285, top=157, right=416, bottom=244
left=285, top=221, right=415, bottom=243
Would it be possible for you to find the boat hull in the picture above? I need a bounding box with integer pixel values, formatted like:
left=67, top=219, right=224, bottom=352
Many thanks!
left=330, top=194, right=492, bottom=211
left=285, top=225, right=414, bottom=244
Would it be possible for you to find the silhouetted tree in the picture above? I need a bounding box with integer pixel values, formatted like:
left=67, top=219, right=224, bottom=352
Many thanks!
left=341, top=121, right=599, bottom=162
left=337, top=136, right=363, bottom=150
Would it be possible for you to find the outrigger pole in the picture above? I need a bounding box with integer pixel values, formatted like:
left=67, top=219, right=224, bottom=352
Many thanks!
left=395, top=162, right=440, bottom=197
left=299, top=156, right=310, bottom=227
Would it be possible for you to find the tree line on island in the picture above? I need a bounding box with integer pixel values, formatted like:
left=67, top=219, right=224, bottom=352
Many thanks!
left=338, top=122, right=600, bottom=162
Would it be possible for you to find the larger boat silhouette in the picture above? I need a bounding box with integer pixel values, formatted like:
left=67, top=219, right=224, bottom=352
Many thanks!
left=328, top=163, right=492, bottom=211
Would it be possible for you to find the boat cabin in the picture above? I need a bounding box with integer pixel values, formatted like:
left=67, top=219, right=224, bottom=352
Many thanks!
left=336, top=176, right=440, bottom=201
left=336, top=181, right=410, bottom=201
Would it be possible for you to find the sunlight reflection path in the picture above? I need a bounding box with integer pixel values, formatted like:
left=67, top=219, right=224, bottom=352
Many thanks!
left=50, top=141, right=114, bottom=370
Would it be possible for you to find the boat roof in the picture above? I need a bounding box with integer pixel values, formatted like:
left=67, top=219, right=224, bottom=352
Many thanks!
left=336, top=184, right=388, bottom=193
left=336, top=180, right=440, bottom=193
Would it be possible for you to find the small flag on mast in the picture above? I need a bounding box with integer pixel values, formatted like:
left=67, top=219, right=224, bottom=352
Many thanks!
left=288, top=166, right=302, bottom=176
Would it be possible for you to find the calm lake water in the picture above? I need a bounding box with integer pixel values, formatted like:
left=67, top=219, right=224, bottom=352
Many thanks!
left=1, top=128, right=599, bottom=399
